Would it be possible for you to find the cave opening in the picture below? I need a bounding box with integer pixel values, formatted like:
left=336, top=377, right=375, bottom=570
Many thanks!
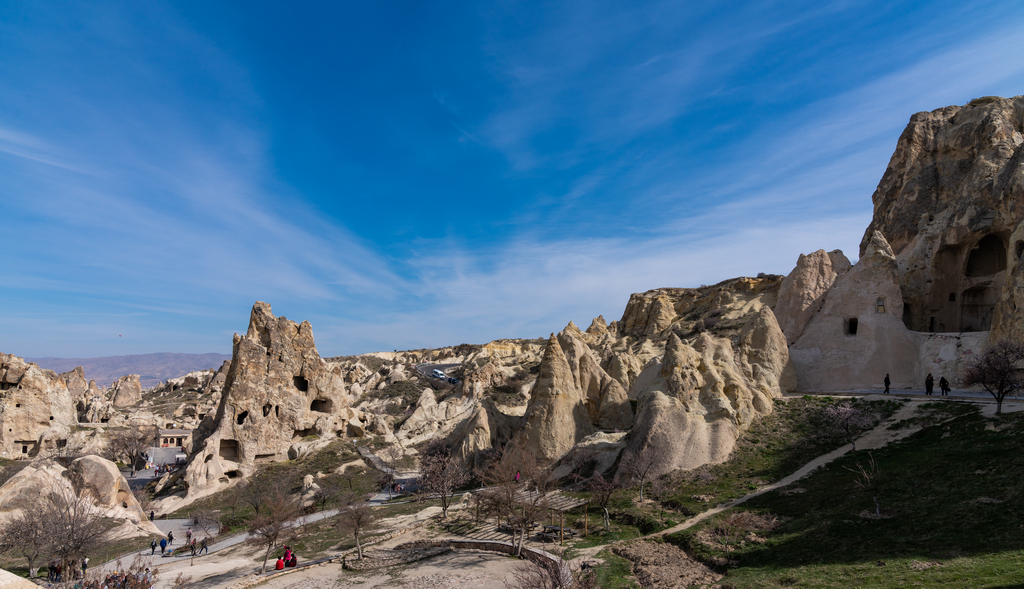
left=236, top=411, right=249, bottom=425
left=966, top=235, right=1007, bottom=277
left=293, top=376, right=309, bottom=392
left=310, top=398, right=333, bottom=413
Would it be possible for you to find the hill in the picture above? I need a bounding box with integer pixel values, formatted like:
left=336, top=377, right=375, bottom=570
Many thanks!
left=25, top=352, right=231, bottom=388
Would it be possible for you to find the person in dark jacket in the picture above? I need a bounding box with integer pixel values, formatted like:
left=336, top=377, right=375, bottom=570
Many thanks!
left=883, top=374, right=890, bottom=394
left=159, top=537, right=167, bottom=555
left=939, top=376, right=950, bottom=396
left=151, top=539, right=157, bottom=555
left=925, top=373, right=934, bottom=395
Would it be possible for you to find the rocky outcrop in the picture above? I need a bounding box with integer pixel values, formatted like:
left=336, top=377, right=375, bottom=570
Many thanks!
left=513, top=335, right=596, bottom=462
left=616, top=309, right=791, bottom=480
left=860, top=96, right=1024, bottom=336
left=603, top=352, right=644, bottom=393
left=182, top=302, right=350, bottom=495
left=992, top=216, right=1024, bottom=341
left=789, top=232, right=921, bottom=390
left=617, top=277, right=783, bottom=340
left=447, top=398, right=520, bottom=470
left=772, top=250, right=851, bottom=344
left=0, top=354, right=77, bottom=457
left=396, top=389, right=476, bottom=446
left=555, top=329, right=633, bottom=430
left=109, top=374, right=143, bottom=407
left=0, top=455, right=160, bottom=539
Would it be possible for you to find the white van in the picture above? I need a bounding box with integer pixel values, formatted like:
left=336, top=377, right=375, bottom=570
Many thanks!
left=432, top=369, right=445, bottom=379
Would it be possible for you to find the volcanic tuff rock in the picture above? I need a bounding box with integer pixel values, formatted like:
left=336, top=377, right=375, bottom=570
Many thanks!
left=0, top=455, right=161, bottom=539
left=513, top=335, right=596, bottom=462
left=109, top=374, right=143, bottom=407
left=773, top=250, right=851, bottom=344
left=183, top=302, right=350, bottom=495
left=0, top=354, right=77, bottom=457
left=447, top=397, right=520, bottom=470
left=616, top=307, right=792, bottom=480
left=555, top=328, right=633, bottom=430
left=789, top=232, right=920, bottom=390
left=860, top=96, right=1024, bottom=336
left=617, top=276, right=783, bottom=340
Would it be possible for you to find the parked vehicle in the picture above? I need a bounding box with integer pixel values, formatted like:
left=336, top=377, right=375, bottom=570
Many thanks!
left=431, top=369, right=445, bottom=379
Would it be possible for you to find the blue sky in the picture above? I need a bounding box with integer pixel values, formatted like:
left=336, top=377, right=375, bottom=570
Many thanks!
left=3, top=1, right=1024, bottom=358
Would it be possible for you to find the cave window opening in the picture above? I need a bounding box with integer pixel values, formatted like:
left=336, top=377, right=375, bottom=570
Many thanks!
left=21, top=445, right=28, bottom=454
left=876, top=298, right=885, bottom=313
left=57, top=439, right=67, bottom=448
left=929, top=317, right=937, bottom=333
left=293, top=376, right=309, bottom=392
left=310, top=398, right=333, bottom=413
left=1016, top=241, right=1024, bottom=260
left=49, top=416, right=54, bottom=420
left=0, top=383, right=13, bottom=391
left=219, top=439, right=239, bottom=460
left=275, top=406, right=279, bottom=418
left=14, top=403, right=20, bottom=408
left=966, top=235, right=1007, bottom=277
left=845, top=318, right=858, bottom=336
left=236, top=411, right=249, bottom=425
left=949, top=293, right=957, bottom=302
left=262, top=403, right=273, bottom=418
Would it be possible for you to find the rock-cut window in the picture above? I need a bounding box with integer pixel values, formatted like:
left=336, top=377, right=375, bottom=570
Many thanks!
left=845, top=318, right=859, bottom=336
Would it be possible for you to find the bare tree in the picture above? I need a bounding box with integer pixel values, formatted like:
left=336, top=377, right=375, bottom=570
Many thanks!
left=502, top=546, right=590, bottom=589
left=312, top=475, right=347, bottom=512
left=0, top=506, right=52, bottom=577
left=108, top=425, right=158, bottom=473
left=246, top=489, right=300, bottom=573
left=584, top=474, right=619, bottom=531
left=378, top=445, right=404, bottom=499
left=45, top=482, right=110, bottom=584
left=845, top=453, right=883, bottom=518
left=961, top=339, right=1024, bottom=415
left=478, top=439, right=552, bottom=556
left=626, top=447, right=658, bottom=503
left=416, top=440, right=470, bottom=518
left=238, top=472, right=285, bottom=518
left=822, top=401, right=875, bottom=450
left=336, top=493, right=375, bottom=559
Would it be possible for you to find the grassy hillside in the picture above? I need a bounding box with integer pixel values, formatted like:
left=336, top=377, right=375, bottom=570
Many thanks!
left=665, top=400, right=1024, bottom=588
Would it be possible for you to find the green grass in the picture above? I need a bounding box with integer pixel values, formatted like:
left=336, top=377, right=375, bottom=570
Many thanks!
left=666, top=402, right=1024, bottom=588
left=592, top=549, right=642, bottom=588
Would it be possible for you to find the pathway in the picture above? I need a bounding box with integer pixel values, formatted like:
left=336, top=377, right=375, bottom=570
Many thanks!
left=648, top=394, right=1024, bottom=539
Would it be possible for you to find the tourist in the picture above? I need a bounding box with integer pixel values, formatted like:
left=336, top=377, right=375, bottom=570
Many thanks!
left=167, top=530, right=174, bottom=545
left=150, top=539, right=157, bottom=555
left=883, top=373, right=890, bottom=394
left=925, top=373, right=934, bottom=395
left=160, top=537, right=167, bottom=555
left=939, top=376, right=950, bottom=396
left=199, top=537, right=209, bottom=555
left=186, top=527, right=192, bottom=543
left=275, top=557, right=285, bottom=570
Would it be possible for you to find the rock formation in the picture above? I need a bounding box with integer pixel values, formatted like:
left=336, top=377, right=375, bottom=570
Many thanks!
left=447, top=398, right=520, bottom=470
left=182, top=302, right=350, bottom=496
left=860, top=95, right=1024, bottom=337
left=0, top=354, right=77, bottom=458
left=616, top=307, right=792, bottom=480
left=513, top=335, right=596, bottom=462
left=773, top=250, right=851, bottom=344
left=109, top=374, right=143, bottom=407
left=0, top=455, right=161, bottom=539
left=788, top=232, right=921, bottom=390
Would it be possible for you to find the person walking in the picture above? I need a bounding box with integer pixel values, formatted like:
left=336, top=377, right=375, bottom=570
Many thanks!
left=884, top=373, right=891, bottom=394
left=167, top=530, right=174, bottom=546
left=185, top=528, right=192, bottom=543
left=939, top=376, right=950, bottom=396
left=925, top=373, right=934, bottom=395
left=150, top=539, right=157, bottom=555
left=159, top=537, right=167, bottom=555
left=198, top=537, right=209, bottom=556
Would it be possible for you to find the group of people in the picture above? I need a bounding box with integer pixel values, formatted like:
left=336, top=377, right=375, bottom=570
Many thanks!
left=274, top=545, right=298, bottom=570
left=883, top=373, right=951, bottom=395
left=150, top=528, right=209, bottom=557
left=68, top=568, right=154, bottom=589
left=46, top=558, right=88, bottom=582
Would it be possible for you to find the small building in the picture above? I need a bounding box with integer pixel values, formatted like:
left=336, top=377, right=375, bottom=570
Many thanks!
left=159, top=429, right=193, bottom=449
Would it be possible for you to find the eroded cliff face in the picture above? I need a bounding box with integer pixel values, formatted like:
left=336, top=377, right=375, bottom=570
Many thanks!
left=861, top=95, right=1024, bottom=337
left=0, top=354, right=78, bottom=457
left=617, top=307, right=792, bottom=481
left=183, top=302, right=350, bottom=495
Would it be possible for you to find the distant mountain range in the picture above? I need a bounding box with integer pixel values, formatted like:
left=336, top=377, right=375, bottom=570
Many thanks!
left=26, top=352, right=232, bottom=388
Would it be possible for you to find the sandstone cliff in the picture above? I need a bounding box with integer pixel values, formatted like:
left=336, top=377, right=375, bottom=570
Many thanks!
left=0, top=354, right=78, bottom=458
left=181, top=302, right=351, bottom=496
left=860, top=95, right=1024, bottom=338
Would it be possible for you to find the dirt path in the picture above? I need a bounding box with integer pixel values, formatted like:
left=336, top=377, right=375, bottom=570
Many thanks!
left=648, top=398, right=925, bottom=539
